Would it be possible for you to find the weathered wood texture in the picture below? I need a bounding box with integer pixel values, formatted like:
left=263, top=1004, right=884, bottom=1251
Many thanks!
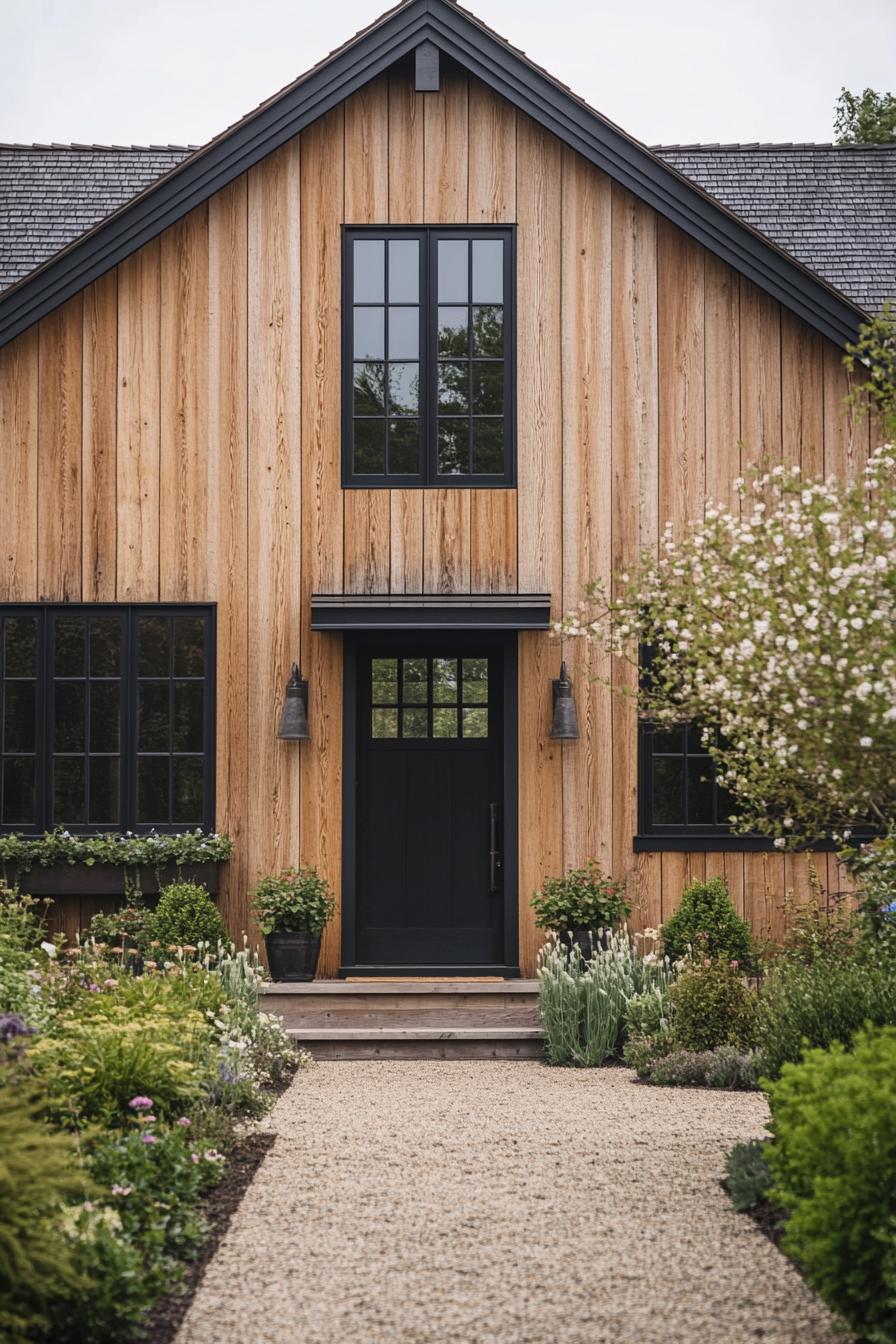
left=0, top=72, right=864, bottom=968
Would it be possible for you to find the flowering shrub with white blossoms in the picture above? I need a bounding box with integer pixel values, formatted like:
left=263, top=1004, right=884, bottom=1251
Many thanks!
left=560, top=445, right=896, bottom=846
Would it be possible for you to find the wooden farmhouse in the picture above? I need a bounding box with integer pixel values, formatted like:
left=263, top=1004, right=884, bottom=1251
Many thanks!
left=0, top=0, right=892, bottom=979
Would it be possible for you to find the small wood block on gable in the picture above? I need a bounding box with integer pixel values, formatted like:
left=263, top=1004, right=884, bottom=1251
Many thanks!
left=415, top=40, right=440, bottom=91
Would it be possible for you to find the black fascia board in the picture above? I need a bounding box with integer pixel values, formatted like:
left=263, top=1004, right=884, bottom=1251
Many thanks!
left=310, top=603, right=552, bottom=632
left=0, top=0, right=866, bottom=349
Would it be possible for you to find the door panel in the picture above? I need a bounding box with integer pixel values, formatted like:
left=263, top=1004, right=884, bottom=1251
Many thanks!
left=355, top=635, right=504, bottom=966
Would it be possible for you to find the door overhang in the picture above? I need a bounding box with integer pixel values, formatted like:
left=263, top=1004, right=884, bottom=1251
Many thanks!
left=311, top=593, right=551, bottom=631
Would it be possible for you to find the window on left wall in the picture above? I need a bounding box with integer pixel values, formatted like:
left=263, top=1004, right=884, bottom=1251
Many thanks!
left=0, top=606, right=215, bottom=834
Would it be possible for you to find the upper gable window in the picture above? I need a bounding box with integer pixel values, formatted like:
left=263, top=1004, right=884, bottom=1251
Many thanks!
left=342, top=227, right=515, bottom=488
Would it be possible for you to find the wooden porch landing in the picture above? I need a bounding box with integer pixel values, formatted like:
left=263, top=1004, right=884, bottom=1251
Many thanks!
left=260, top=980, right=544, bottom=1059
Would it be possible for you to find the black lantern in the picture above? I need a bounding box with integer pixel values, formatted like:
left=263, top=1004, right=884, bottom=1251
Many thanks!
left=550, top=659, right=580, bottom=740
left=277, top=664, right=310, bottom=741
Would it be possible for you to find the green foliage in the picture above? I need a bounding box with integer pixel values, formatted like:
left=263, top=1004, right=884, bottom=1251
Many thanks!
left=661, top=877, right=755, bottom=969
left=0, top=827, right=232, bottom=873
left=622, top=1032, right=674, bottom=1075
left=639, top=1046, right=761, bottom=1091
left=0, top=886, right=51, bottom=1027
left=0, top=1086, right=89, bottom=1344
left=623, top=986, right=670, bottom=1040
left=725, top=1140, right=773, bottom=1212
left=56, top=1210, right=157, bottom=1344
left=152, top=881, right=228, bottom=951
left=844, top=301, right=896, bottom=439
left=667, top=959, right=757, bottom=1052
left=27, top=1000, right=213, bottom=1127
left=537, top=930, right=674, bottom=1067
left=252, top=866, right=336, bottom=935
left=840, top=832, right=896, bottom=949
left=756, top=944, right=896, bottom=1079
left=834, top=86, right=896, bottom=144
left=85, top=902, right=157, bottom=963
left=531, top=859, right=630, bottom=932
left=766, top=1026, right=896, bottom=1341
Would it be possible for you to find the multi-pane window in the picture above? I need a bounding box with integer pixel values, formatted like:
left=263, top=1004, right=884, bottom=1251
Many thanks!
left=343, top=227, right=515, bottom=487
left=370, top=655, right=489, bottom=740
left=638, top=722, right=733, bottom=838
left=0, top=606, right=215, bottom=834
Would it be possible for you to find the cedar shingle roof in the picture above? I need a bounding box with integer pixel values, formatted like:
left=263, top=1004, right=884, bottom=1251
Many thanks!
left=0, top=143, right=194, bottom=291
left=656, top=142, right=896, bottom=315
left=1, top=138, right=893, bottom=314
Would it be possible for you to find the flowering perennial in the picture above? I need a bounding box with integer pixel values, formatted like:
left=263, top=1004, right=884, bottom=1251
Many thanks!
left=560, top=445, right=896, bottom=844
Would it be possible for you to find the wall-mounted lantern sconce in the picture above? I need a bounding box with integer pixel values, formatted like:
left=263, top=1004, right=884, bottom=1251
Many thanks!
left=550, top=660, right=580, bottom=740
left=277, top=664, right=310, bottom=741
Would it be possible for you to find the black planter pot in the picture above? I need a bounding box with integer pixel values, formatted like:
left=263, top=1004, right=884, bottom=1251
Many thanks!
left=264, top=930, right=322, bottom=982
left=559, top=927, right=611, bottom=961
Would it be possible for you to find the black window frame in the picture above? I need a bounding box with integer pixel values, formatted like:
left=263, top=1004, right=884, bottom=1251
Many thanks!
left=0, top=603, right=216, bottom=836
left=341, top=224, right=517, bottom=489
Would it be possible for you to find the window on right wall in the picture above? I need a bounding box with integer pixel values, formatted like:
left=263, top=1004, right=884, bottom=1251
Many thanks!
left=637, top=720, right=736, bottom=845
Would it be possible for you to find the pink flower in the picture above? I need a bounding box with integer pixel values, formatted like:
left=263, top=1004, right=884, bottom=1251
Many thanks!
left=703, top=958, right=712, bottom=968
left=730, top=959, right=740, bottom=970
left=111, top=1184, right=133, bottom=1197
left=141, top=1134, right=157, bottom=1145
left=128, top=1096, right=154, bottom=1110
left=139, top=1114, right=156, bottom=1124
left=103, top=978, right=118, bottom=989
left=88, top=983, right=101, bottom=992
left=190, top=1152, right=200, bottom=1164
left=176, top=1116, right=191, bottom=1127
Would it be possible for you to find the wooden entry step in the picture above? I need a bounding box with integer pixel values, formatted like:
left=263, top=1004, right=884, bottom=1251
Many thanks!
left=260, top=980, right=544, bottom=1060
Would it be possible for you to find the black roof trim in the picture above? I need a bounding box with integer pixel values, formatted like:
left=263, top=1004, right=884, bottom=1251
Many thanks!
left=0, top=0, right=867, bottom=348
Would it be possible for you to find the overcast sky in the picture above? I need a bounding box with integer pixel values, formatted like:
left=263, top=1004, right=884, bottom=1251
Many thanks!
left=2, top=0, right=894, bottom=148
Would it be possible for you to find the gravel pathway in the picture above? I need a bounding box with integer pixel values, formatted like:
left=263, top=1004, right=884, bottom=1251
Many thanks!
left=176, top=1062, right=843, bottom=1344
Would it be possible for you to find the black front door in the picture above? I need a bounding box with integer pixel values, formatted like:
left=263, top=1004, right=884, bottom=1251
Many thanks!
left=349, top=634, right=513, bottom=969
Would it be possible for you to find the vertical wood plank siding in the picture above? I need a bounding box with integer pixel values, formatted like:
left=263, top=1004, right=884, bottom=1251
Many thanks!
left=0, top=72, right=861, bottom=965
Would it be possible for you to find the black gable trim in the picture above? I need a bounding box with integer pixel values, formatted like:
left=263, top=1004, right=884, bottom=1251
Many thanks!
left=0, top=0, right=866, bottom=349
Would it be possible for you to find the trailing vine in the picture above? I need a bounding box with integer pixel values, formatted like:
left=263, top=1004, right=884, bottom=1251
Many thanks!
left=0, top=829, right=233, bottom=884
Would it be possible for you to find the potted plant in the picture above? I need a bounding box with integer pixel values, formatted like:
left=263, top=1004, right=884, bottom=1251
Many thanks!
left=531, top=859, right=630, bottom=960
left=251, top=866, right=335, bottom=981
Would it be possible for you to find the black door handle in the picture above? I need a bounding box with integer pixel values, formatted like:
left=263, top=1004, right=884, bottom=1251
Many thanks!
left=489, top=802, right=501, bottom=893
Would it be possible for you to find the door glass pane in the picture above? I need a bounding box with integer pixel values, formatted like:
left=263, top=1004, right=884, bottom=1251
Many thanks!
left=173, top=759, right=204, bottom=824
left=438, top=307, right=468, bottom=357
left=354, top=239, right=384, bottom=302
left=89, top=618, right=120, bottom=676
left=138, top=617, right=169, bottom=676
left=401, top=658, right=427, bottom=703
left=432, top=658, right=458, bottom=703
left=174, top=617, right=205, bottom=677
left=472, top=305, right=503, bottom=358
left=354, top=420, right=386, bottom=474
left=388, top=363, right=419, bottom=416
left=139, top=682, right=169, bottom=752
left=438, top=364, right=469, bottom=415
left=55, top=616, right=85, bottom=676
left=354, top=307, right=384, bottom=360
left=3, top=757, right=35, bottom=825
left=472, top=239, right=503, bottom=302
left=353, top=363, right=385, bottom=416
left=4, top=683, right=35, bottom=752
left=372, top=708, right=398, bottom=739
left=89, top=757, right=119, bottom=825
left=653, top=757, right=685, bottom=826
left=472, top=420, right=504, bottom=475
left=53, top=758, right=86, bottom=825
left=174, top=681, right=204, bottom=752
left=388, top=307, right=418, bottom=359
left=388, top=420, right=419, bottom=474
left=402, top=709, right=428, bottom=738
left=138, top=757, right=170, bottom=823
left=54, top=682, right=85, bottom=751
left=437, top=419, right=469, bottom=475
left=371, top=659, right=397, bottom=704
left=5, top=616, right=37, bottom=677
left=462, top=659, right=488, bottom=703
left=438, top=240, right=468, bottom=302
left=462, top=707, right=488, bottom=738
left=388, top=240, right=419, bottom=302
left=472, top=362, right=503, bottom=415
left=90, top=681, right=120, bottom=753
left=433, top=707, right=458, bottom=738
